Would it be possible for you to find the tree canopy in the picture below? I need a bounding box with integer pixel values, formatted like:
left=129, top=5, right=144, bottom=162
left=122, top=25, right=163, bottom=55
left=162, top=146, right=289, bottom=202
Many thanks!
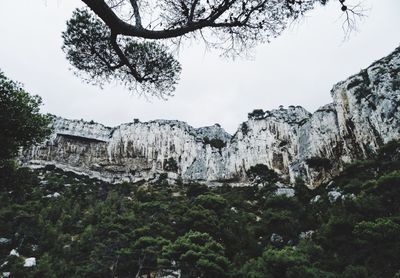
left=0, top=71, right=51, bottom=166
left=1, top=140, right=400, bottom=277
left=63, top=0, right=362, bottom=97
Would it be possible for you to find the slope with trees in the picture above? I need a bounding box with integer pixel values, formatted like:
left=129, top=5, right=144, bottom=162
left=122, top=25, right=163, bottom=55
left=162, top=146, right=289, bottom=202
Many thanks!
left=1, top=133, right=399, bottom=276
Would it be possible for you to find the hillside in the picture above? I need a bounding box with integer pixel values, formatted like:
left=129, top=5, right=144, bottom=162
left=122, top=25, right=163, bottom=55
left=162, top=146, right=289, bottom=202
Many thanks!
left=22, top=46, right=400, bottom=188
left=3, top=139, right=400, bottom=277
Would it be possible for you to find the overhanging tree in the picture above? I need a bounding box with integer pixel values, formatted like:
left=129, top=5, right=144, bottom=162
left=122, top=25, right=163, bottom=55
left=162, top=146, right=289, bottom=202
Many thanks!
left=63, top=0, right=364, bottom=97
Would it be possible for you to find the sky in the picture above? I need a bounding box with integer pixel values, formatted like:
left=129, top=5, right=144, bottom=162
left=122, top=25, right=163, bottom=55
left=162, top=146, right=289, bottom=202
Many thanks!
left=0, top=0, right=399, bottom=134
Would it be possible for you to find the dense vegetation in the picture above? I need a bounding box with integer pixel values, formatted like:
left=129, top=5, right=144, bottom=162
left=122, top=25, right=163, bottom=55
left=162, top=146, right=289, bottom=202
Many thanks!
left=1, top=139, right=399, bottom=277
left=0, top=71, right=51, bottom=166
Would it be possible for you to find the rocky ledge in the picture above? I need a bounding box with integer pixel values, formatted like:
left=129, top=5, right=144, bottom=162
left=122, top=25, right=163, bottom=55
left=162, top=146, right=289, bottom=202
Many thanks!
left=22, top=46, right=400, bottom=188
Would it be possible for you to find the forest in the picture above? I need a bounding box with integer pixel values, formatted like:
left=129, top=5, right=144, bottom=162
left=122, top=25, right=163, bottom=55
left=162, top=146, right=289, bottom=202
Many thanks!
left=1, top=134, right=399, bottom=277
left=1, top=1, right=399, bottom=276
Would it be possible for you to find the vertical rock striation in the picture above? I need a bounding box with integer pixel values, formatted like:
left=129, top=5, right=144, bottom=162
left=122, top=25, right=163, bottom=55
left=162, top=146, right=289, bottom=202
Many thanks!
left=22, top=46, right=400, bottom=187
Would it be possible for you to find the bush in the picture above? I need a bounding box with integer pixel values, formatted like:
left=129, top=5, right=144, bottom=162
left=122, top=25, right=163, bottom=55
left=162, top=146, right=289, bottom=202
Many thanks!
left=248, top=164, right=280, bottom=183
left=203, top=137, right=226, bottom=150
left=305, top=157, right=332, bottom=170
left=164, top=157, right=178, bottom=172
left=248, top=109, right=265, bottom=119
left=241, top=122, right=249, bottom=135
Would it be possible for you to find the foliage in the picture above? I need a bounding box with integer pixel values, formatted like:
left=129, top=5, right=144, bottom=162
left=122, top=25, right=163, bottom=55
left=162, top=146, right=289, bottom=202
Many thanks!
left=240, top=122, right=249, bottom=135
left=164, top=157, right=179, bottom=172
left=203, top=137, right=226, bottom=150
left=248, top=109, right=265, bottom=119
left=0, top=71, right=51, bottom=165
left=193, top=193, right=227, bottom=212
left=61, top=0, right=351, bottom=95
left=62, top=9, right=181, bottom=98
left=1, top=140, right=400, bottom=277
left=160, top=231, right=231, bottom=277
left=241, top=242, right=331, bottom=278
left=247, top=164, right=280, bottom=184
left=305, top=156, right=332, bottom=170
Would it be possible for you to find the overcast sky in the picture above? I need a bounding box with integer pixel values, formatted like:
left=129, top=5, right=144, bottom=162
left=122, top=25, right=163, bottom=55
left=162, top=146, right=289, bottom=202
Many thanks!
left=0, top=0, right=399, bottom=134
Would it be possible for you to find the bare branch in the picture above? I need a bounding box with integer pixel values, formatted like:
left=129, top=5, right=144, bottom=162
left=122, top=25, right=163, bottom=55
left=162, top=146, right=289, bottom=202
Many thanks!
left=81, top=0, right=289, bottom=41
left=129, top=0, right=143, bottom=27
left=188, top=0, right=200, bottom=22
left=339, top=1, right=368, bottom=40
left=71, top=0, right=366, bottom=95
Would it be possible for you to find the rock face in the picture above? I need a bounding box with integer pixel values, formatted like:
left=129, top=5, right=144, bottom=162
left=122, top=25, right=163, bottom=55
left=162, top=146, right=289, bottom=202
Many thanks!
left=22, top=46, right=400, bottom=187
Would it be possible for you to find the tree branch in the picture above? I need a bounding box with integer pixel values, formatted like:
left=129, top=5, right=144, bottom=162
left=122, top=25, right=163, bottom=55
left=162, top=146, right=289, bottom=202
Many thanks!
left=188, top=0, right=200, bottom=22
left=129, top=0, right=142, bottom=27
left=206, top=0, right=236, bottom=22
left=82, top=0, right=238, bottom=39
left=110, top=33, right=143, bottom=81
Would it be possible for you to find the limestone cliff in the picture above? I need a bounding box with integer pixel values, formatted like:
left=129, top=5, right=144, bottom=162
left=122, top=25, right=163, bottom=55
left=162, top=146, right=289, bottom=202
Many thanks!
left=22, top=46, right=400, bottom=187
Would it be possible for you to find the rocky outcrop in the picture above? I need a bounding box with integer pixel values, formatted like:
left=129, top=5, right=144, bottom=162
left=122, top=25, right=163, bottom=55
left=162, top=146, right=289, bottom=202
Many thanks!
left=22, top=46, right=400, bottom=187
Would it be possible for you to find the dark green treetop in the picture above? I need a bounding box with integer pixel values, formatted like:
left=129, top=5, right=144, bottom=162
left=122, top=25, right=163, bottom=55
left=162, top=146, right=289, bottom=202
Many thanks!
left=0, top=71, right=51, bottom=166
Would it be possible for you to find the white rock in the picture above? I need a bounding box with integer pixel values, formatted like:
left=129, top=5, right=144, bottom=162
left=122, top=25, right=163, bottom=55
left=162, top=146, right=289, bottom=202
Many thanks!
left=23, top=257, right=36, bottom=267
left=0, top=238, right=10, bottom=245
left=299, top=230, right=314, bottom=240
left=21, top=47, right=400, bottom=189
left=45, top=192, right=61, bottom=198
left=328, top=190, right=342, bottom=202
left=9, top=249, right=19, bottom=257
left=310, top=195, right=321, bottom=203
left=270, top=233, right=284, bottom=244
left=275, top=185, right=295, bottom=197
left=159, top=269, right=181, bottom=278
